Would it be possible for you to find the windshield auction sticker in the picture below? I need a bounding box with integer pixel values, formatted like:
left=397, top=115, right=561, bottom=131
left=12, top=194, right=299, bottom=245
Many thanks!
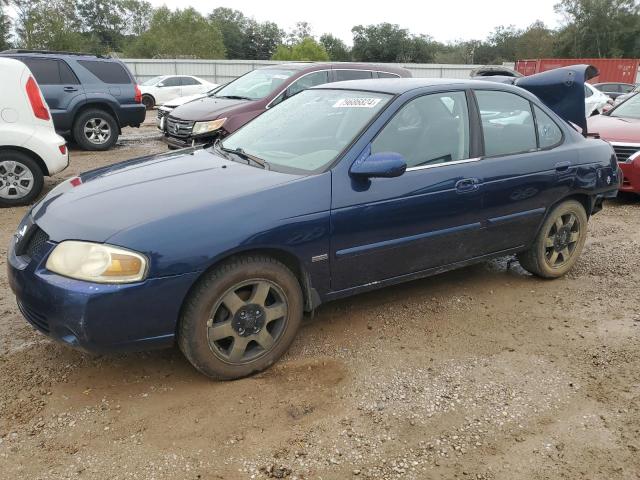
left=333, top=98, right=382, bottom=108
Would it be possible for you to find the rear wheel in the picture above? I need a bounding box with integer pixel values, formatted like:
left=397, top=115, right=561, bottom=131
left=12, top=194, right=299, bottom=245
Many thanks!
left=73, top=109, right=118, bottom=151
left=178, top=256, right=303, bottom=380
left=0, top=150, right=44, bottom=207
left=517, top=200, right=588, bottom=278
left=142, top=95, right=155, bottom=110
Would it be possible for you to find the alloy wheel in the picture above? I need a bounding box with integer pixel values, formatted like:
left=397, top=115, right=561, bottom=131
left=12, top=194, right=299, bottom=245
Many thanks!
left=207, top=279, right=289, bottom=364
left=83, top=118, right=112, bottom=145
left=0, top=160, right=35, bottom=200
left=544, top=212, right=581, bottom=268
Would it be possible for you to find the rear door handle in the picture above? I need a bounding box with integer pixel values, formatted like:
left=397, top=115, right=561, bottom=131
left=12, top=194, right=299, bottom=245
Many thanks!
left=455, top=177, right=480, bottom=193
left=555, top=161, right=571, bottom=172
left=63, top=86, right=78, bottom=92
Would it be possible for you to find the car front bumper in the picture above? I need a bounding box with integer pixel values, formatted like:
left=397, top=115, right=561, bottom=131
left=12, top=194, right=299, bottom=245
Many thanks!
left=619, top=160, right=640, bottom=193
left=7, top=222, right=200, bottom=353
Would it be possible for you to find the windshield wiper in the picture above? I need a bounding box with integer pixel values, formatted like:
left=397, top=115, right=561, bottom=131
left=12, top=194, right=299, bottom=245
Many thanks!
left=215, top=95, right=253, bottom=101
left=219, top=144, right=268, bottom=169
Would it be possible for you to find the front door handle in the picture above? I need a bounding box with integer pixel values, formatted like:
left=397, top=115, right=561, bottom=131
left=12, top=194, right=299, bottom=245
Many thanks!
left=555, top=161, right=572, bottom=172
left=63, top=86, right=78, bottom=92
left=455, top=177, right=480, bottom=193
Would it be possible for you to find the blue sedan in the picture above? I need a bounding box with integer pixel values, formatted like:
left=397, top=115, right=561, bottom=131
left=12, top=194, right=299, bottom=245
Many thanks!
left=8, top=72, right=619, bottom=379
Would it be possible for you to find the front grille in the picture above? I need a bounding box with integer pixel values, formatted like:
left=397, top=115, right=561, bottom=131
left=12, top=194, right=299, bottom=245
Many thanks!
left=15, top=225, right=49, bottom=259
left=157, top=108, right=171, bottom=120
left=18, top=301, right=50, bottom=333
left=166, top=116, right=194, bottom=138
left=612, top=144, right=640, bottom=163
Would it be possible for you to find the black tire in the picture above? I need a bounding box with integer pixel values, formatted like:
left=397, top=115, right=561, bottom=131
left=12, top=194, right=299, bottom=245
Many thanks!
left=0, top=150, right=44, bottom=207
left=72, top=109, right=118, bottom=151
left=142, top=95, right=155, bottom=110
left=178, top=256, right=303, bottom=380
left=517, top=200, right=588, bottom=278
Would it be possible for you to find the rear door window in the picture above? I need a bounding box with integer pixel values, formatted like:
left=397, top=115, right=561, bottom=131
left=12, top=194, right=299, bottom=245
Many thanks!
left=161, top=76, right=181, bottom=87
left=475, top=90, right=537, bottom=156
left=77, top=60, right=131, bottom=84
left=58, top=60, right=80, bottom=84
left=533, top=105, right=563, bottom=148
left=180, top=76, right=201, bottom=86
left=335, top=69, right=373, bottom=81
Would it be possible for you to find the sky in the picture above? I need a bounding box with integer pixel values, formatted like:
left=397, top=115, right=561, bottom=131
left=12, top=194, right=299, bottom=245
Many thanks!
left=148, top=0, right=563, bottom=44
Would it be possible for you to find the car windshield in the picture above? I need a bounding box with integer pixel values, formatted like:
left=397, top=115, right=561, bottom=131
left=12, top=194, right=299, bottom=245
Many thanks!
left=220, top=89, right=392, bottom=173
left=214, top=69, right=296, bottom=101
left=141, top=76, right=164, bottom=86
left=610, top=93, right=640, bottom=119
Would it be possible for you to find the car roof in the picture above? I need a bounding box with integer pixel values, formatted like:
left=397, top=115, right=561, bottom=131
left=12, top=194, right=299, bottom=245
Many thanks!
left=0, top=49, right=115, bottom=61
left=310, top=77, right=493, bottom=95
left=260, top=62, right=410, bottom=74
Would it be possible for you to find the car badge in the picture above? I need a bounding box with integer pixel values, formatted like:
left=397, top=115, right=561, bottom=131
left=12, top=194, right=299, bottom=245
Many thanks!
left=173, top=123, right=179, bottom=134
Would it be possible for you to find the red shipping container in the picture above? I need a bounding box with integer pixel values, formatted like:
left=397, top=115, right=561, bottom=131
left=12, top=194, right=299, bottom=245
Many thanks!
left=515, top=58, right=639, bottom=83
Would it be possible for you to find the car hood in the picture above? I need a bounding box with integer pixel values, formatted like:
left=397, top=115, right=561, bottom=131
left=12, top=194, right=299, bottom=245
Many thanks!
left=162, top=93, right=208, bottom=108
left=32, top=148, right=299, bottom=243
left=169, top=96, right=253, bottom=121
left=587, top=114, right=640, bottom=143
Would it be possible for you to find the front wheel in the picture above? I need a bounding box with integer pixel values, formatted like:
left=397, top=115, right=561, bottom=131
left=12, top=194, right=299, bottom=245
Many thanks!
left=178, top=256, right=303, bottom=380
left=0, top=150, right=44, bottom=207
left=517, top=200, right=588, bottom=278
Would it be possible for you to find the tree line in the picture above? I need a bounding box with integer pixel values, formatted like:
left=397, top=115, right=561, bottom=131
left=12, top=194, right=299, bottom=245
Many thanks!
left=1, top=0, right=639, bottom=63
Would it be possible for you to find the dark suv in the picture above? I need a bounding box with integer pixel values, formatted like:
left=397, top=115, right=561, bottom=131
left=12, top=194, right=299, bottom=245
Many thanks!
left=163, top=62, right=411, bottom=149
left=0, top=50, right=146, bottom=151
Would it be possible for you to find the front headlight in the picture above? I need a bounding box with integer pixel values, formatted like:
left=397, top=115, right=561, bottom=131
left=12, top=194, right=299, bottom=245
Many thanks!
left=46, top=241, right=148, bottom=284
left=192, top=118, right=227, bottom=136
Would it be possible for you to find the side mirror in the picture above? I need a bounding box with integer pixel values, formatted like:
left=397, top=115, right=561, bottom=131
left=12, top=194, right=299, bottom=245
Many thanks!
left=157, top=82, right=165, bottom=87
left=350, top=151, right=407, bottom=179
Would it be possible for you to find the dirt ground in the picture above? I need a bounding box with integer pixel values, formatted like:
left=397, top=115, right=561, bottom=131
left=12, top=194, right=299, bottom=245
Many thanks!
left=0, top=113, right=639, bottom=480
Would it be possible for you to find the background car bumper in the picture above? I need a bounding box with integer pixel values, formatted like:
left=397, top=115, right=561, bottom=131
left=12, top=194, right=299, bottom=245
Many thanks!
left=619, top=161, right=640, bottom=193
left=8, top=235, right=200, bottom=353
left=118, top=103, right=146, bottom=128
left=26, top=126, right=69, bottom=175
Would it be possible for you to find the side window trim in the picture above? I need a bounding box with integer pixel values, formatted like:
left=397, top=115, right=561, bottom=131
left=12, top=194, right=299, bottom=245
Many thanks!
left=265, top=69, right=331, bottom=109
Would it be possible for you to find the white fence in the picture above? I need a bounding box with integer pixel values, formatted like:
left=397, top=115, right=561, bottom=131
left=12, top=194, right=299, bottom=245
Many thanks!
left=121, top=59, right=482, bottom=84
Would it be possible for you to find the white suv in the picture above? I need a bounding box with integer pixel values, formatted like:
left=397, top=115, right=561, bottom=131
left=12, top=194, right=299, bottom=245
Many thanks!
left=0, top=57, right=68, bottom=207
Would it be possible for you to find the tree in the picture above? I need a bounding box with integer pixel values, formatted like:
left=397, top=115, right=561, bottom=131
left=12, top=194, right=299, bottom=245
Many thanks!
left=319, top=33, right=350, bottom=61
left=242, top=20, right=283, bottom=60
left=120, top=0, right=153, bottom=37
left=351, top=23, right=413, bottom=62
left=124, top=7, right=225, bottom=59
left=0, top=5, right=11, bottom=50
left=287, top=21, right=312, bottom=45
left=515, top=21, right=556, bottom=59
left=272, top=37, right=329, bottom=61
left=12, top=0, right=89, bottom=51
left=209, top=7, right=248, bottom=59
left=554, top=0, right=640, bottom=57
left=77, top=0, right=128, bottom=52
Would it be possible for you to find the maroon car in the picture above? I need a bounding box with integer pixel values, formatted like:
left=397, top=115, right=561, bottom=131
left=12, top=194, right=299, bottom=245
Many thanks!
left=588, top=92, right=640, bottom=194
left=163, top=62, right=411, bottom=149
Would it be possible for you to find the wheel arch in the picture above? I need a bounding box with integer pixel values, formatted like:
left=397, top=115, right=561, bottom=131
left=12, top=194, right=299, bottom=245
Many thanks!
left=73, top=102, right=122, bottom=133
left=178, top=247, right=320, bottom=329
left=142, top=93, right=155, bottom=103
left=0, top=146, right=49, bottom=176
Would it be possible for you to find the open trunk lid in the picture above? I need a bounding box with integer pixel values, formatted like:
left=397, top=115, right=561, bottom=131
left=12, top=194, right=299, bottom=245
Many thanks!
left=475, top=64, right=599, bottom=134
